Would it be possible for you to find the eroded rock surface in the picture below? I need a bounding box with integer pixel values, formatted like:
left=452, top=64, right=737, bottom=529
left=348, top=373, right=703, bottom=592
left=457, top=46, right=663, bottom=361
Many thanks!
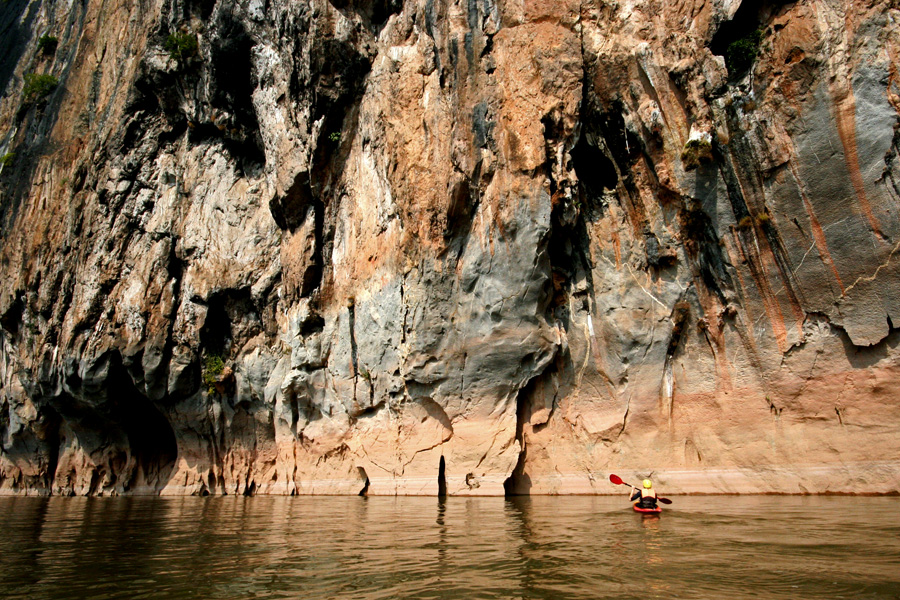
left=1, top=0, right=899, bottom=495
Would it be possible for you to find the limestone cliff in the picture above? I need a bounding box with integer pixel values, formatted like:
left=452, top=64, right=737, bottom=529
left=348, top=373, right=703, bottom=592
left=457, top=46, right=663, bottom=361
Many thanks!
left=1, top=0, right=898, bottom=496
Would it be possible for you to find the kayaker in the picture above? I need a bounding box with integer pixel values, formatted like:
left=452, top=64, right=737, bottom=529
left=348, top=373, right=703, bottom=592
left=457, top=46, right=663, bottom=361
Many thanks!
left=630, top=479, right=658, bottom=510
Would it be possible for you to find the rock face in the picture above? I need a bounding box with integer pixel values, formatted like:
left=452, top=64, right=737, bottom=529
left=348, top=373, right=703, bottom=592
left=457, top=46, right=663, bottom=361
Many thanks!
left=1, top=0, right=899, bottom=496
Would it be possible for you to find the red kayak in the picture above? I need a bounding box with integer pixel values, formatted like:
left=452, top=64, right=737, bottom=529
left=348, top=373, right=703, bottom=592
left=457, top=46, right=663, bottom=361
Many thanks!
left=633, top=505, right=662, bottom=514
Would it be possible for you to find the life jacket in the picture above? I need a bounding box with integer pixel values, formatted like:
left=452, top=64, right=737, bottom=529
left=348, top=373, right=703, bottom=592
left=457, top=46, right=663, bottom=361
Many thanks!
left=636, top=487, right=657, bottom=508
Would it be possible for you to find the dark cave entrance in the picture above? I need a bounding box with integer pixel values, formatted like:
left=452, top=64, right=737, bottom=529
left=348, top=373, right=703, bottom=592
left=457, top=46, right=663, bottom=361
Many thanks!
left=357, top=466, right=370, bottom=496
left=503, top=381, right=536, bottom=497
left=709, top=0, right=792, bottom=79
left=570, top=133, right=618, bottom=199
left=107, top=356, right=178, bottom=492
left=39, top=406, right=62, bottom=491
left=200, top=288, right=257, bottom=356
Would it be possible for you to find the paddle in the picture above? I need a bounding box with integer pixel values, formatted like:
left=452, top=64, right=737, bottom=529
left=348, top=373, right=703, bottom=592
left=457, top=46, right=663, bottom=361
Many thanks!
left=609, top=473, right=673, bottom=504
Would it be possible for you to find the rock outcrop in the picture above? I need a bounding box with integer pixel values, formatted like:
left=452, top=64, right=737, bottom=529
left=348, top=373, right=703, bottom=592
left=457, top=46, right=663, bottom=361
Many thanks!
left=1, top=0, right=898, bottom=496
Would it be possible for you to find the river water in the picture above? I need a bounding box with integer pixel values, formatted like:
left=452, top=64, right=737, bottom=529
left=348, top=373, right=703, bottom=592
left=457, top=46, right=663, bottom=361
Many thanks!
left=0, top=495, right=897, bottom=599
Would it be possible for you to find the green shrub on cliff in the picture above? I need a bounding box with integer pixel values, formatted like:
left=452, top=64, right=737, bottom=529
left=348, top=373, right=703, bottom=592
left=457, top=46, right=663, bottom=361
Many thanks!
left=202, top=354, right=225, bottom=394
left=0, top=152, right=14, bottom=167
left=680, top=138, right=713, bottom=171
left=726, top=28, right=763, bottom=76
left=165, top=32, right=198, bottom=63
left=37, top=35, right=58, bottom=55
left=22, top=73, right=58, bottom=103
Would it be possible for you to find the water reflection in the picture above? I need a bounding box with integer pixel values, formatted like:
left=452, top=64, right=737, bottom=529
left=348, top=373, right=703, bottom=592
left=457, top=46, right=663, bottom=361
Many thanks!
left=0, top=495, right=898, bottom=599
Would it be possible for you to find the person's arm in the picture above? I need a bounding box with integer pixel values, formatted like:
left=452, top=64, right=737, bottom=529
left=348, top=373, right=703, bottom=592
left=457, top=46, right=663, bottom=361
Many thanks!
left=629, top=487, right=640, bottom=501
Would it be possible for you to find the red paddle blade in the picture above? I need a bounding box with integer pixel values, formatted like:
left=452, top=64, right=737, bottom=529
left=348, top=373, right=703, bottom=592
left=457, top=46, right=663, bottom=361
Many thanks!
left=609, top=474, right=624, bottom=485
left=658, top=497, right=673, bottom=505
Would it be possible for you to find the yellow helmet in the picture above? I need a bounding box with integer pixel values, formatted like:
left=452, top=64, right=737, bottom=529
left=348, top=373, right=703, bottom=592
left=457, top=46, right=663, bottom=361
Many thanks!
left=642, top=479, right=652, bottom=488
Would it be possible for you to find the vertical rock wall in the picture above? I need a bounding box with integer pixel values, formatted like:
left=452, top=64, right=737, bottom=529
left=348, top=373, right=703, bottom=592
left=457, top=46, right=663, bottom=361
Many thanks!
left=0, top=0, right=898, bottom=495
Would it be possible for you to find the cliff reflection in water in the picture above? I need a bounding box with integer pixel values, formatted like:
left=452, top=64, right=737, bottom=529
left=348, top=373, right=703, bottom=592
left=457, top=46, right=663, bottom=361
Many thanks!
left=0, top=496, right=898, bottom=599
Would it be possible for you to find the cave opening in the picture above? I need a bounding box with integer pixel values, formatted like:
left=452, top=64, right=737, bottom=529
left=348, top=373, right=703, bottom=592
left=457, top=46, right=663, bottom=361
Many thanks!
left=0, top=291, right=24, bottom=335
left=200, top=297, right=232, bottom=357
left=199, top=288, right=259, bottom=358
left=546, top=142, right=597, bottom=331
left=106, top=355, right=178, bottom=493
left=709, top=0, right=791, bottom=79
left=357, top=466, right=370, bottom=496
left=571, top=134, right=618, bottom=200
left=503, top=382, right=534, bottom=496
left=40, top=405, right=62, bottom=492
left=709, top=1, right=765, bottom=59
left=269, top=172, right=313, bottom=233
left=206, top=12, right=266, bottom=172
left=185, top=0, right=216, bottom=20
left=327, top=0, right=401, bottom=32
left=370, top=0, right=403, bottom=30
left=310, top=37, right=371, bottom=162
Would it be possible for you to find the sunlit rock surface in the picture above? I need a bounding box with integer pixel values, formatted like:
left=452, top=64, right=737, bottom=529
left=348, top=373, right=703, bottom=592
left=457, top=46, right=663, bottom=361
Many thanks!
left=1, top=0, right=898, bottom=496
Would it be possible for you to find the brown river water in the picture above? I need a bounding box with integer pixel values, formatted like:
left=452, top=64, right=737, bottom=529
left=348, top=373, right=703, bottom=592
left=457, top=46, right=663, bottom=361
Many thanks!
left=0, top=495, right=898, bottom=599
